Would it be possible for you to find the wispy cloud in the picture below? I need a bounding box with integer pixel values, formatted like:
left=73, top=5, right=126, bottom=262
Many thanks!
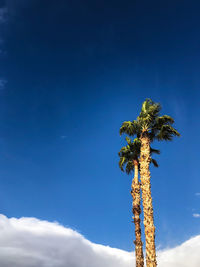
left=60, top=135, right=67, bottom=139
left=0, top=79, right=7, bottom=90
left=0, top=7, right=7, bottom=23
left=0, top=5, right=8, bottom=55
left=195, top=193, right=200, bottom=196
left=193, top=213, right=200, bottom=218
left=0, top=214, right=200, bottom=266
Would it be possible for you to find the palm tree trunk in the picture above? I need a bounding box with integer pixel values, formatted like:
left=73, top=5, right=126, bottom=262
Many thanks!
left=139, top=133, right=157, bottom=267
left=131, top=160, right=144, bottom=267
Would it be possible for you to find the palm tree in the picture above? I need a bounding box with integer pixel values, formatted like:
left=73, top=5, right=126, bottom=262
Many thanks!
left=118, top=136, right=159, bottom=267
left=119, top=99, right=180, bottom=267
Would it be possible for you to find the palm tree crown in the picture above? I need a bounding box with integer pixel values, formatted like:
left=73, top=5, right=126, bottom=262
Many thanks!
left=120, top=98, right=180, bottom=141
left=118, top=137, right=160, bottom=174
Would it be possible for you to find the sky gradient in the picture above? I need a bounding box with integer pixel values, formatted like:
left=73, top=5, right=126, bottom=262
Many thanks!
left=0, top=0, right=200, bottom=253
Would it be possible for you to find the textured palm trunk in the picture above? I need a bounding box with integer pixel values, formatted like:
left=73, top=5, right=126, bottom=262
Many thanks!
left=131, top=160, right=144, bottom=267
left=139, top=133, right=157, bottom=267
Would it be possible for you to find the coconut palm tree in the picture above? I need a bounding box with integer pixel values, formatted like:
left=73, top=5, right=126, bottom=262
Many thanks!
left=118, top=136, right=159, bottom=267
left=119, top=99, right=180, bottom=267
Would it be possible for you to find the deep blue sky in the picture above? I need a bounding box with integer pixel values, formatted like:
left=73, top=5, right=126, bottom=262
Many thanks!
left=0, top=0, right=200, bottom=251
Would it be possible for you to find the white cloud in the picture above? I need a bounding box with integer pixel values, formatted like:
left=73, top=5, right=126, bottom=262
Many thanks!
left=193, top=213, right=200, bottom=218
left=0, top=214, right=132, bottom=267
left=0, top=214, right=199, bottom=267
left=195, top=193, right=200, bottom=196
left=157, top=236, right=200, bottom=267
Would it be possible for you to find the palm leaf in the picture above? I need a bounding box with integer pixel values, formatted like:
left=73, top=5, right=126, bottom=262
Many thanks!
left=119, top=120, right=140, bottom=136
left=126, top=161, right=134, bottom=174
left=119, top=156, right=126, bottom=171
left=138, top=99, right=161, bottom=128
left=150, top=148, right=160, bottom=155
left=156, top=125, right=180, bottom=141
left=155, top=115, right=174, bottom=128
left=151, top=158, right=159, bottom=167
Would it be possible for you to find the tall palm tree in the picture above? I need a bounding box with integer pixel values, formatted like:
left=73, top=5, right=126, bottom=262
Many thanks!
left=119, top=99, right=180, bottom=267
left=118, top=136, right=159, bottom=267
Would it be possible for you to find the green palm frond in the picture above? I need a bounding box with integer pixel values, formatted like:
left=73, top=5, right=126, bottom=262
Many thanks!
left=125, top=136, right=132, bottom=145
left=138, top=99, right=161, bottom=129
left=156, top=125, right=180, bottom=141
left=119, top=120, right=140, bottom=136
left=133, top=137, right=140, bottom=145
left=155, top=115, right=174, bottom=128
left=126, top=161, right=134, bottom=174
left=119, top=121, right=134, bottom=136
left=118, top=156, right=126, bottom=171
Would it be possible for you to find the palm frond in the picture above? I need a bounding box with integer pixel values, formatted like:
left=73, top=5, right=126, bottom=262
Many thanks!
left=149, top=116, right=176, bottom=141
left=156, top=125, right=180, bottom=141
left=133, top=137, right=140, bottom=145
left=125, top=136, right=132, bottom=145
left=118, top=146, right=128, bottom=155
left=150, top=147, right=160, bottom=155
left=139, top=99, right=161, bottom=119
left=119, top=121, right=134, bottom=136
left=151, top=158, right=159, bottom=168
left=156, top=115, right=174, bottom=125
left=125, top=161, right=134, bottom=174
left=119, top=120, right=141, bottom=136
left=118, top=156, right=126, bottom=171
left=138, top=99, right=161, bottom=130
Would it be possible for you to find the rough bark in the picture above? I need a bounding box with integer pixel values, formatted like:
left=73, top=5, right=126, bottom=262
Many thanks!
left=139, top=133, right=157, bottom=267
left=131, top=160, right=144, bottom=267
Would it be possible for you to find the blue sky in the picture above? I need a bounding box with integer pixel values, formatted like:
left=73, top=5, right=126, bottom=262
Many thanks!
left=0, top=0, right=200, bottom=253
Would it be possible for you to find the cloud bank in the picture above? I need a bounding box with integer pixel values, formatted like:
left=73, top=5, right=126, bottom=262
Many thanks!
left=0, top=214, right=199, bottom=267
